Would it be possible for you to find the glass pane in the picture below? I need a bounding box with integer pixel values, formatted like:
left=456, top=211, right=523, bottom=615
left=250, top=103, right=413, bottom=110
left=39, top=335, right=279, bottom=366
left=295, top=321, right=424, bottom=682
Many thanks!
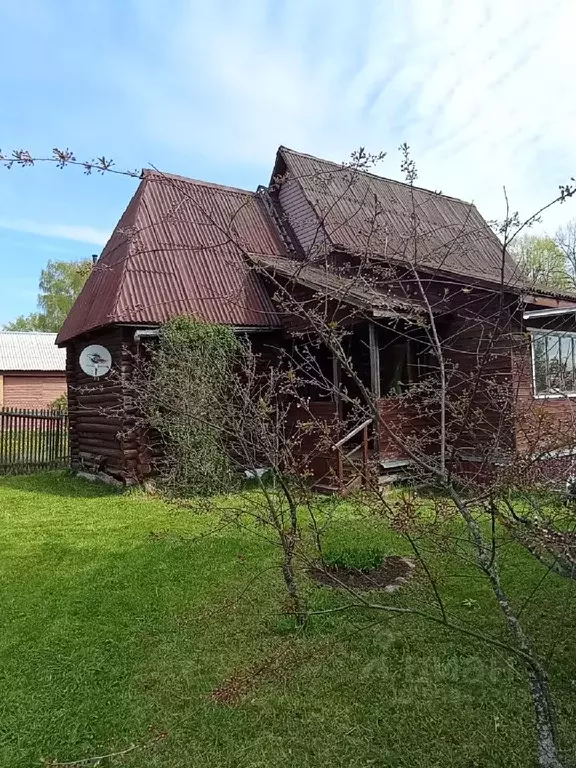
left=390, top=343, right=407, bottom=394
left=547, top=335, right=562, bottom=392
left=559, top=335, right=572, bottom=392
left=533, top=334, right=547, bottom=394
left=567, top=337, right=576, bottom=393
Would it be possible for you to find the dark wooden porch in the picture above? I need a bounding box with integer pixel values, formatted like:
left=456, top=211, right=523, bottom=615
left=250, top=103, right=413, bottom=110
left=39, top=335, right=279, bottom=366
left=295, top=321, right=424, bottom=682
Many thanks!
left=291, top=319, right=436, bottom=492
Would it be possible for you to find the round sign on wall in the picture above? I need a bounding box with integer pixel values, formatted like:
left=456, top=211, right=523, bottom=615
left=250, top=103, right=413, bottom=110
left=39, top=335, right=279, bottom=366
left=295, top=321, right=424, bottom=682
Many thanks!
left=79, top=345, right=112, bottom=378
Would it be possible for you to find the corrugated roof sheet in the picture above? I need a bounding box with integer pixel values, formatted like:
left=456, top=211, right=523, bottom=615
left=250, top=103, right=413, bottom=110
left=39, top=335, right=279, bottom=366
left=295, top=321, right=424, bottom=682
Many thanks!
left=57, top=171, right=285, bottom=343
left=277, top=147, right=522, bottom=287
left=0, top=332, right=66, bottom=371
left=250, top=253, right=428, bottom=319
left=59, top=146, right=566, bottom=346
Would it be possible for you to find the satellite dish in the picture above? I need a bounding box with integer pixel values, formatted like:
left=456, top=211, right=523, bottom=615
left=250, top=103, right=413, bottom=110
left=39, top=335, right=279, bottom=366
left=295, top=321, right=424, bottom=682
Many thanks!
left=79, top=345, right=112, bottom=378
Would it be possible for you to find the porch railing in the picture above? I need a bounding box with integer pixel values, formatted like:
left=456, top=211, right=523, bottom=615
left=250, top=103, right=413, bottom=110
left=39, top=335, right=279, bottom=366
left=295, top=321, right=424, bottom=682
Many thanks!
left=333, top=417, right=373, bottom=488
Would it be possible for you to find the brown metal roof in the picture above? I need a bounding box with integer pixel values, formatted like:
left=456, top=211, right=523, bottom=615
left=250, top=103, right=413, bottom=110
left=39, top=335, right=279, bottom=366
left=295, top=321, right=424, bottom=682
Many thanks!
left=274, top=147, right=522, bottom=288
left=250, top=253, right=428, bottom=319
left=57, top=171, right=285, bottom=343
left=59, top=146, right=568, bottom=346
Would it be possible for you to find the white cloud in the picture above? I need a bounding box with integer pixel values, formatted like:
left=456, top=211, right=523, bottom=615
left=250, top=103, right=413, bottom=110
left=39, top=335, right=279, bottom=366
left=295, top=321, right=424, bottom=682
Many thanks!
left=0, top=218, right=109, bottom=246
left=118, top=0, right=576, bottom=231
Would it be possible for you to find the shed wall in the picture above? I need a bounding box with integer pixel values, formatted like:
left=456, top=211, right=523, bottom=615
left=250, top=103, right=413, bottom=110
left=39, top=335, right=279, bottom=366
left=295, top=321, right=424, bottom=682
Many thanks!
left=0, top=372, right=66, bottom=409
left=66, top=326, right=138, bottom=481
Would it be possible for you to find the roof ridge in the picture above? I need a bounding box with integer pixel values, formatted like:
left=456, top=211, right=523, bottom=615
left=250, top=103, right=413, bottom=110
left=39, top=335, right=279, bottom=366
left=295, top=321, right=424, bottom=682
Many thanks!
left=142, top=168, right=254, bottom=197
left=108, top=176, right=151, bottom=323
left=0, top=331, right=57, bottom=336
left=279, top=146, right=474, bottom=207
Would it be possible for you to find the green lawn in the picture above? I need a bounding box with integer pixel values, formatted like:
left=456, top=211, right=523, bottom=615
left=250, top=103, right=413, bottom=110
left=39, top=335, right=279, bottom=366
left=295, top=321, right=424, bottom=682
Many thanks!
left=0, top=473, right=575, bottom=768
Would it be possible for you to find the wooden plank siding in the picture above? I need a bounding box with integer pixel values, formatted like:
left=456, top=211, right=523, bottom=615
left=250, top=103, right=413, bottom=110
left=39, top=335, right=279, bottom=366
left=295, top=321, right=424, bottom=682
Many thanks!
left=0, top=373, right=66, bottom=409
left=288, top=400, right=341, bottom=485
left=277, top=178, right=329, bottom=261
left=371, top=289, right=519, bottom=463
left=512, top=322, right=576, bottom=456
left=441, top=300, right=517, bottom=458
left=378, top=397, right=437, bottom=461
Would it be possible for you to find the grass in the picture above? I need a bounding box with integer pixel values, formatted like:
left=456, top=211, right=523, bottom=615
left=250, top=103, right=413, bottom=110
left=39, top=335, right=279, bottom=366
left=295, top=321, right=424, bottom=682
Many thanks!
left=0, top=473, right=575, bottom=767
left=321, top=543, right=387, bottom=571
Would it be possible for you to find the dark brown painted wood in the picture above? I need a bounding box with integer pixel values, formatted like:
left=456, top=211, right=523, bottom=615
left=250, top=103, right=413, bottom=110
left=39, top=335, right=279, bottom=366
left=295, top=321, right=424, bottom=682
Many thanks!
left=65, top=326, right=136, bottom=481
left=513, top=315, right=576, bottom=455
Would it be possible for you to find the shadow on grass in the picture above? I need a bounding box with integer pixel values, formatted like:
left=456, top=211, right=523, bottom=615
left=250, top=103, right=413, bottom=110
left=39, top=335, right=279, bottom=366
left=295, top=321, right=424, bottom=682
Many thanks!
left=0, top=470, right=123, bottom=498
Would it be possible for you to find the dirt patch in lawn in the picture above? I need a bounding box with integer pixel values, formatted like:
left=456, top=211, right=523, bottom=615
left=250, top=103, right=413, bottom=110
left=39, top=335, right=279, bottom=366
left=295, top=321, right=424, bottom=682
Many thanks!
left=210, top=642, right=313, bottom=706
left=308, top=556, right=415, bottom=592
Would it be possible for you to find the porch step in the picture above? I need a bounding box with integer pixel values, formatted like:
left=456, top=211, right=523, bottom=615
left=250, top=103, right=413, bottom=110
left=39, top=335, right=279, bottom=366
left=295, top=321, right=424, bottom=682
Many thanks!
left=342, top=452, right=417, bottom=487
left=344, top=447, right=413, bottom=471
left=378, top=472, right=410, bottom=485
left=314, top=483, right=340, bottom=495
left=314, top=450, right=417, bottom=493
left=379, top=458, right=413, bottom=470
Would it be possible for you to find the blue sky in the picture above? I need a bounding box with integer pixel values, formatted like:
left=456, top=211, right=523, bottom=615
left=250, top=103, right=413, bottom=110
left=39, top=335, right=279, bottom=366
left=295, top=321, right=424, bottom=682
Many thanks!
left=1, top=0, right=576, bottom=325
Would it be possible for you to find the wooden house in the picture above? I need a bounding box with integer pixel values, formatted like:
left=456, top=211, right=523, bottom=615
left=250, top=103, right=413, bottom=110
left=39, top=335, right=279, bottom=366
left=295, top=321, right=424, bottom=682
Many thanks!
left=56, top=147, right=576, bottom=486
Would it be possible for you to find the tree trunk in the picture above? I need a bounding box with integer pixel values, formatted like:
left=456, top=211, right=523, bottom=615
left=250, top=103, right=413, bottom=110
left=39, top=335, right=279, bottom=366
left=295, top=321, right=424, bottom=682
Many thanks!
left=526, top=668, right=563, bottom=768
left=490, top=579, right=563, bottom=768
left=280, top=532, right=305, bottom=626
left=450, top=493, right=564, bottom=767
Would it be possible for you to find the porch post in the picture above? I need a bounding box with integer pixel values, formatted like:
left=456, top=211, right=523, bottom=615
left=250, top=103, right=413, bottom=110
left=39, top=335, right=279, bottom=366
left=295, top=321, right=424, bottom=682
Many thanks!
left=368, top=321, right=381, bottom=399
left=369, top=321, right=381, bottom=458
left=332, top=354, right=342, bottom=418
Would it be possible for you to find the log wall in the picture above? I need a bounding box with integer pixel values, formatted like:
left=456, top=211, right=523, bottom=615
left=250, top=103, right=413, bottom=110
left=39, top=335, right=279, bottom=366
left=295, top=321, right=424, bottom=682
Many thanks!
left=65, top=326, right=138, bottom=482
left=65, top=327, right=289, bottom=484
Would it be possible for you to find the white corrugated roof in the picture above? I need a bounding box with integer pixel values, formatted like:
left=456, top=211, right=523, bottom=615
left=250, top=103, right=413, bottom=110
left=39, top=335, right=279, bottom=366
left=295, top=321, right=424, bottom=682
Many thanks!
left=0, top=332, right=66, bottom=372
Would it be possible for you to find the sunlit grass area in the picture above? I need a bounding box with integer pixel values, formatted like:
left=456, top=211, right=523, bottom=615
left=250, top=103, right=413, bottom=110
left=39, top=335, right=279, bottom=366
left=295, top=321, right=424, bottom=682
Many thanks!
left=0, top=472, right=574, bottom=768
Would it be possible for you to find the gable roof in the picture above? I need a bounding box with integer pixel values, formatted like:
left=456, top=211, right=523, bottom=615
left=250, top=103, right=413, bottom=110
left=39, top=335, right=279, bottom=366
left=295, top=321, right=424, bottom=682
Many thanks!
left=57, top=171, right=285, bottom=344
left=58, top=146, right=567, bottom=346
left=274, top=146, right=521, bottom=287
left=0, top=332, right=65, bottom=371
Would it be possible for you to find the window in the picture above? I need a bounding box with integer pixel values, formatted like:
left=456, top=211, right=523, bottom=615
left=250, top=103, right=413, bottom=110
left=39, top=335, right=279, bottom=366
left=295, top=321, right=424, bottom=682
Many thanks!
left=387, top=342, right=407, bottom=395
left=531, top=330, right=576, bottom=396
left=381, top=337, right=433, bottom=395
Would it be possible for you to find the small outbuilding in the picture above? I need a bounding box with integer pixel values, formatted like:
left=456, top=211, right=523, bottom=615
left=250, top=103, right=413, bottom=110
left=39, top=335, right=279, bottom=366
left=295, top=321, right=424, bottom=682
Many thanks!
left=0, top=332, right=66, bottom=409
left=56, top=169, right=284, bottom=481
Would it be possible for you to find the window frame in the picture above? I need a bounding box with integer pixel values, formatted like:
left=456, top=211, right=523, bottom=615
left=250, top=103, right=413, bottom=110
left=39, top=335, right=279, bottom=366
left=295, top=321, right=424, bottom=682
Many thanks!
left=530, top=328, right=576, bottom=399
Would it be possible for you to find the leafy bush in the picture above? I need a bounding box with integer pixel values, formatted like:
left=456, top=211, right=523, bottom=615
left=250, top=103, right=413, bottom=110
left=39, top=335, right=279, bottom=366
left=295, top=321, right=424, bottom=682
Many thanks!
left=50, top=394, right=68, bottom=412
left=141, top=316, right=241, bottom=497
left=322, top=546, right=386, bottom=572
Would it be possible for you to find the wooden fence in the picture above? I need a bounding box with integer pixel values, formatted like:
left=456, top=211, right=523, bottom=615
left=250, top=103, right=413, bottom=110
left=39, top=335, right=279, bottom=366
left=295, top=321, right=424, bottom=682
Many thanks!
left=0, top=409, right=69, bottom=474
